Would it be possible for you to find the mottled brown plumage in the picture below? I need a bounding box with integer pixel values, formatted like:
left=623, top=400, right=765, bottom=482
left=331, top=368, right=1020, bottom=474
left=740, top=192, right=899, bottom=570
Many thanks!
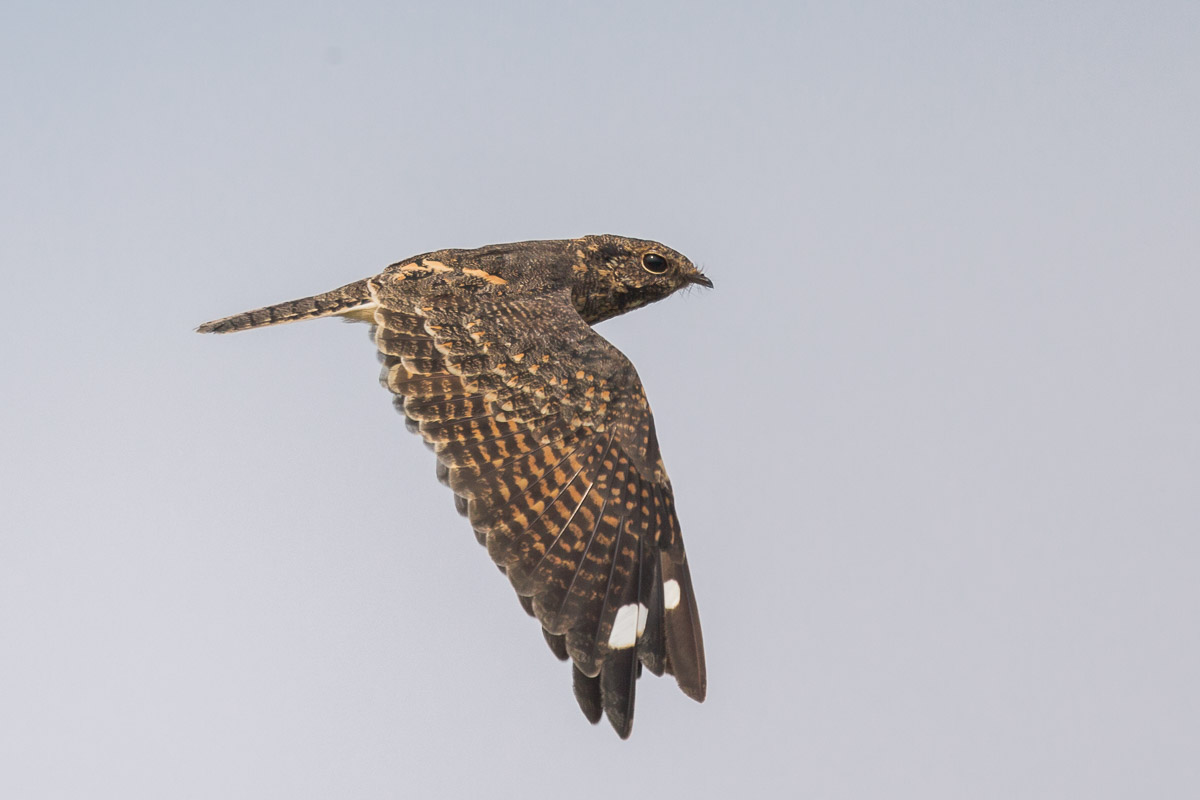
left=197, top=234, right=711, bottom=738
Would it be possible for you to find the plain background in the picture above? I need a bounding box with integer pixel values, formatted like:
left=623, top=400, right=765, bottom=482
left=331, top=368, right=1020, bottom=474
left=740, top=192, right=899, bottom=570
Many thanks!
left=3, top=2, right=1198, bottom=798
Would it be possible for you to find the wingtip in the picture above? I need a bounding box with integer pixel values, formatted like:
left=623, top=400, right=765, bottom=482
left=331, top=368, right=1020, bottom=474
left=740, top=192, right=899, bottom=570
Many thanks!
left=679, top=675, right=707, bottom=703
left=661, top=550, right=707, bottom=705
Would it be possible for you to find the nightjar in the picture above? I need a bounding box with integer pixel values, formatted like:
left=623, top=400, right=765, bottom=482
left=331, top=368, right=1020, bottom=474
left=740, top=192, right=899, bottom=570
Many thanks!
left=197, top=234, right=711, bottom=738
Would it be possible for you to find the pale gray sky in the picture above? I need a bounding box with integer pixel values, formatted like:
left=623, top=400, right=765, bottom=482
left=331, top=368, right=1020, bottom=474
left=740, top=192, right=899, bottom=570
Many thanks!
left=3, top=2, right=1198, bottom=798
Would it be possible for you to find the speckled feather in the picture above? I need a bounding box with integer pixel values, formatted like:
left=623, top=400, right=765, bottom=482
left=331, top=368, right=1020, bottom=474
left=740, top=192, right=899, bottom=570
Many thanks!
left=197, top=234, right=711, bottom=738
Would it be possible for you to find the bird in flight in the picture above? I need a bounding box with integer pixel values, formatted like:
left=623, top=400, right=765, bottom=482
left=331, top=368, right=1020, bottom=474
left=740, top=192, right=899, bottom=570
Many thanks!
left=197, top=234, right=710, bottom=737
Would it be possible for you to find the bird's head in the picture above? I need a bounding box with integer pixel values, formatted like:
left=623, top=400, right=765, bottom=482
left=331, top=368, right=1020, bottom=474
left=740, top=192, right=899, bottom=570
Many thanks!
left=572, top=234, right=712, bottom=322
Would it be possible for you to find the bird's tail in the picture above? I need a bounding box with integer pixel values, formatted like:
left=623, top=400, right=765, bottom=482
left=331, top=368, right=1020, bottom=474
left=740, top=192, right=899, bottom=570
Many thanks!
left=196, top=279, right=377, bottom=334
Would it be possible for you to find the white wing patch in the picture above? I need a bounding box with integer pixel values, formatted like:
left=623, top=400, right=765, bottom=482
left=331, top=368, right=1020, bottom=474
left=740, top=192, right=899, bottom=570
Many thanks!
left=663, top=579, right=681, bottom=611
left=608, top=602, right=650, bottom=649
left=609, top=580, right=682, bottom=650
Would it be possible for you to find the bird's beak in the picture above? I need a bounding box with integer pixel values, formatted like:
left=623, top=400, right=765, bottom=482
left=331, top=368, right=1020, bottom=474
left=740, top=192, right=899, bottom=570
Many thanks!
left=688, top=272, right=714, bottom=289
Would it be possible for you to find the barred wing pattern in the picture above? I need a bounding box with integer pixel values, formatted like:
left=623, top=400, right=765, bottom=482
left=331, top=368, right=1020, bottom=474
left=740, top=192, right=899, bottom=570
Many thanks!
left=371, top=281, right=705, bottom=737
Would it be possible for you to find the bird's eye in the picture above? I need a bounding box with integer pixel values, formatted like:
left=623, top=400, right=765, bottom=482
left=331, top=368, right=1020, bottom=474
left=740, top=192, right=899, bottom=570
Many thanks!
left=641, top=253, right=669, bottom=274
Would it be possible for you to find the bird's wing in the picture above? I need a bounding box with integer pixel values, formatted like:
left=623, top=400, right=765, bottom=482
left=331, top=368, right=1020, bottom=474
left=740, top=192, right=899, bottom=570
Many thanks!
left=370, top=276, right=705, bottom=738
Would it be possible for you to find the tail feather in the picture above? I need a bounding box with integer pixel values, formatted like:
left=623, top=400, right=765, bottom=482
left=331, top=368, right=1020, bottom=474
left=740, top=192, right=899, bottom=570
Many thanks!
left=196, top=279, right=376, bottom=334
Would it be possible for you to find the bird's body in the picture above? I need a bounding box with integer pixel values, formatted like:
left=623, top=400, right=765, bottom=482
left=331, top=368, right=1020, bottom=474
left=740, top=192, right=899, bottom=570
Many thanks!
left=198, top=234, right=710, bottom=737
